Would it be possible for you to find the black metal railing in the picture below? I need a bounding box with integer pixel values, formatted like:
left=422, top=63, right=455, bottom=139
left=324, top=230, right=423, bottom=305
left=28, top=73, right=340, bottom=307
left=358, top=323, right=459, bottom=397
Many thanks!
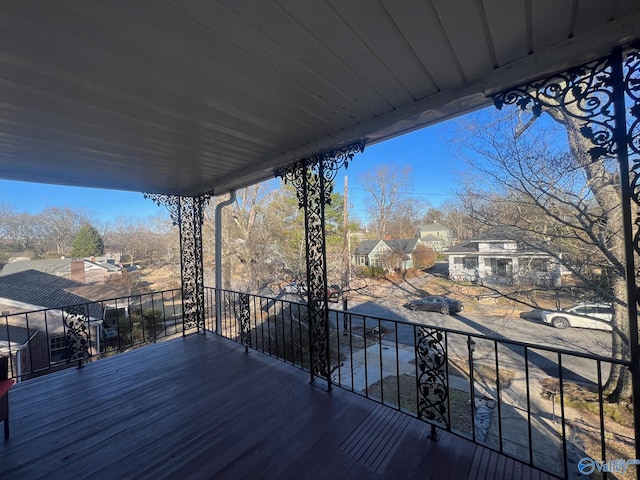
left=0, top=288, right=186, bottom=380
left=206, top=288, right=312, bottom=370
left=207, top=287, right=633, bottom=480
left=1, top=286, right=632, bottom=478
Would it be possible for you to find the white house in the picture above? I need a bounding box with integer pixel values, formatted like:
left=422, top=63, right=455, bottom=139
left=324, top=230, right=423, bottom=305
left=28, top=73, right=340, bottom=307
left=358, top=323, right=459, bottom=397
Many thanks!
left=417, top=223, right=452, bottom=252
left=446, top=228, right=561, bottom=286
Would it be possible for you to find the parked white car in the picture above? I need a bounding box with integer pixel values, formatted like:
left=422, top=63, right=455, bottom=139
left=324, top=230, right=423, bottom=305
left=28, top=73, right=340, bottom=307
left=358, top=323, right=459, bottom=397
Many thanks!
left=540, top=303, right=614, bottom=331
left=282, top=282, right=307, bottom=295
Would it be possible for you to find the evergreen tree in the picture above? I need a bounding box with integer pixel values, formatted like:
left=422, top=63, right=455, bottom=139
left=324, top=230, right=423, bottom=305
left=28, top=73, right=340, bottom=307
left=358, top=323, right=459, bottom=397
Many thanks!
left=70, top=224, right=104, bottom=257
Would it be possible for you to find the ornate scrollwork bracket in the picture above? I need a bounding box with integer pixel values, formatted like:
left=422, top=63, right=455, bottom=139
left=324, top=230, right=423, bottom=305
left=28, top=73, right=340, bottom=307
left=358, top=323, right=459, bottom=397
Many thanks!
left=236, top=293, right=251, bottom=353
left=276, top=141, right=365, bottom=383
left=416, top=327, right=449, bottom=429
left=493, top=56, right=618, bottom=162
left=493, top=46, right=640, bottom=294
left=63, top=304, right=91, bottom=367
left=144, top=192, right=212, bottom=333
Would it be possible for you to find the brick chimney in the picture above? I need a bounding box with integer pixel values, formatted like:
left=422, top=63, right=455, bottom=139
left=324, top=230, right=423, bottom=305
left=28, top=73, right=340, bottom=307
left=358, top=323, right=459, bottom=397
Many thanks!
left=70, top=260, right=86, bottom=283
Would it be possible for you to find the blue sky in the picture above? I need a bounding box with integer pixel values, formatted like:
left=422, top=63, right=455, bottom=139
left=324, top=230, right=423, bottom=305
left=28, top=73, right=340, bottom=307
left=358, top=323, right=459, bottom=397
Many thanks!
left=0, top=117, right=464, bottom=223
left=0, top=180, right=165, bottom=222
left=336, top=121, right=460, bottom=218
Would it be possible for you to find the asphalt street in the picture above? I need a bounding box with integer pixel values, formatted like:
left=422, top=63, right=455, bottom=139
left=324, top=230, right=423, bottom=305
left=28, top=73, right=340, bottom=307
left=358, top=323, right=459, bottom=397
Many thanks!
left=331, top=298, right=614, bottom=386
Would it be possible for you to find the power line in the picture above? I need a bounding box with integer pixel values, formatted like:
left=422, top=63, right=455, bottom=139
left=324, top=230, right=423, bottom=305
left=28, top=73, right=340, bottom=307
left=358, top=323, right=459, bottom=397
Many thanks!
left=350, top=186, right=454, bottom=197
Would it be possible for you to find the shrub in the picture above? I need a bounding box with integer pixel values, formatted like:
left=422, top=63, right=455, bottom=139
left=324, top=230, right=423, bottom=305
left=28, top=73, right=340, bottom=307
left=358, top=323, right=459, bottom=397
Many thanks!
left=353, top=265, right=386, bottom=278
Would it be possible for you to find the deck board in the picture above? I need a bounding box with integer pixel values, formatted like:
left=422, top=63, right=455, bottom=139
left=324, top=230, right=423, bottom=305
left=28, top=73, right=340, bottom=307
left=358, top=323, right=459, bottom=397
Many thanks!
left=0, top=334, right=558, bottom=479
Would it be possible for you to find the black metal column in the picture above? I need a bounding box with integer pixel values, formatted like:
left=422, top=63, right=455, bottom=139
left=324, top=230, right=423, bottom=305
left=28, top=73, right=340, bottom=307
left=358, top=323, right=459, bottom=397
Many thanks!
left=277, top=142, right=364, bottom=388
left=145, top=193, right=211, bottom=334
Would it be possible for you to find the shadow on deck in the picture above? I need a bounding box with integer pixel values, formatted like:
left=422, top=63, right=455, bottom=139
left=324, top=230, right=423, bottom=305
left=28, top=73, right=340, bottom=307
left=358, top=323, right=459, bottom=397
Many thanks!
left=0, top=334, right=557, bottom=479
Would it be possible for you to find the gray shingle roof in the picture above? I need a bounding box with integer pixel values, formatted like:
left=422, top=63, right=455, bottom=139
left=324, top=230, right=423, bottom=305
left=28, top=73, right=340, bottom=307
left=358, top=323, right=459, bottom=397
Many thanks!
left=1, top=258, right=71, bottom=276
left=1, top=258, right=120, bottom=276
left=383, top=239, right=421, bottom=254
left=469, top=226, right=525, bottom=242
left=0, top=324, right=36, bottom=346
left=0, top=270, right=102, bottom=318
left=353, top=240, right=381, bottom=255
left=444, top=242, right=478, bottom=254
left=353, top=239, right=422, bottom=255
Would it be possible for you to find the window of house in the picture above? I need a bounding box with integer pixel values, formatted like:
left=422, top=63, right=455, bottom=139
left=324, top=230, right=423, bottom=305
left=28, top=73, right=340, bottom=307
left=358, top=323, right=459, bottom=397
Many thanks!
left=50, top=335, right=68, bottom=363
left=463, top=257, right=478, bottom=269
left=530, top=259, right=548, bottom=272
left=496, top=259, right=511, bottom=276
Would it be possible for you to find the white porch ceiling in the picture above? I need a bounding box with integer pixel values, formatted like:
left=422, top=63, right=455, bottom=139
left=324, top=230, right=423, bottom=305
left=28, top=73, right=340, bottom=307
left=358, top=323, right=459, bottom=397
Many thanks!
left=1, top=0, right=639, bottom=196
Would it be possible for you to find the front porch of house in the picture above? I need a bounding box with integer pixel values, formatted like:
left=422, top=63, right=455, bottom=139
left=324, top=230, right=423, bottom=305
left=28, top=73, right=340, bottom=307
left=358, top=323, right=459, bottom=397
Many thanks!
left=2, top=285, right=632, bottom=478
left=0, top=333, right=555, bottom=480
left=2, top=4, right=640, bottom=479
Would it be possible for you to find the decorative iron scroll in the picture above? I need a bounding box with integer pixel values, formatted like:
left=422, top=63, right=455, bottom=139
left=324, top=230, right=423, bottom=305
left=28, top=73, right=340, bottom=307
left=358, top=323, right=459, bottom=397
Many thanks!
left=276, top=141, right=365, bottom=380
left=415, top=327, right=449, bottom=427
left=63, top=305, right=90, bottom=365
left=144, top=192, right=212, bottom=332
left=627, top=50, right=640, bottom=161
left=236, top=293, right=251, bottom=349
left=493, top=46, right=640, bottom=280
left=624, top=50, right=640, bottom=265
left=494, top=56, right=618, bottom=162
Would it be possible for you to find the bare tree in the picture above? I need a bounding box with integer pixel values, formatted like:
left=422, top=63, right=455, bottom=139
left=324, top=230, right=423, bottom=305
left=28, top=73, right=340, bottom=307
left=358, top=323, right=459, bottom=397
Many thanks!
left=5, top=212, right=45, bottom=255
left=385, top=198, right=428, bottom=238
left=359, top=165, right=412, bottom=239
left=214, top=184, right=283, bottom=292
left=206, top=180, right=347, bottom=292
left=0, top=202, right=15, bottom=241
left=456, top=108, right=631, bottom=400
left=39, top=206, right=91, bottom=255
left=111, top=215, right=173, bottom=266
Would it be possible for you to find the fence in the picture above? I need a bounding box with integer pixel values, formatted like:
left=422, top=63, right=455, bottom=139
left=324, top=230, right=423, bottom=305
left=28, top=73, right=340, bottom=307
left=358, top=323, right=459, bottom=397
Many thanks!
left=0, top=288, right=184, bottom=380
left=209, top=287, right=633, bottom=479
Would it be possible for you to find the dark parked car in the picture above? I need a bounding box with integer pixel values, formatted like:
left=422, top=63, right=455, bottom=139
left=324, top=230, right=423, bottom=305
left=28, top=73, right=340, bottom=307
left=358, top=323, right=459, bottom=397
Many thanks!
left=327, top=284, right=342, bottom=302
left=403, top=295, right=463, bottom=315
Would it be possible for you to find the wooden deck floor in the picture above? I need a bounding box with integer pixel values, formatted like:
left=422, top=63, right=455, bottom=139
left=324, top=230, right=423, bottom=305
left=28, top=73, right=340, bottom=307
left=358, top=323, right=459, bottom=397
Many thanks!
left=0, top=334, right=558, bottom=479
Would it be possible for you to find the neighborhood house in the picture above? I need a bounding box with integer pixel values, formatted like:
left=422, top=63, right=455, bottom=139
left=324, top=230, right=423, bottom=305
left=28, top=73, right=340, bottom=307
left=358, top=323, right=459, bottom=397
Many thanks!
left=417, top=222, right=453, bottom=252
left=446, top=228, right=561, bottom=286
left=352, top=238, right=425, bottom=271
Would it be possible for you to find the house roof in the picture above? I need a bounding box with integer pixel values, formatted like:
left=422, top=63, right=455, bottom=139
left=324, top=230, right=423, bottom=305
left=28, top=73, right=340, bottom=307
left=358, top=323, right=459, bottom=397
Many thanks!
left=384, top=239, right=422, bottom=254
left=1, top=259, right=72, bottom=277
left=353, top=240, right=382, bottom=256
left=354, top=238, right=422, bottom=256
left=419, top=223, right=450, bottom=233
left=66, top=284, right=134, bottom=303
left=446, top=226, right=554, bottom=256
left=420, top=234, right=447, bottom=242
left=0, top=270, right=102, bottom=318
left=0, top=324, right=37, bottom=347
left=0, top=2, right=638, bottom=196
left=469, top=226, right=527, bottom=243
left=444, top=242, right=479, bottom=255
left=1, top=258, right=120, bottom=277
